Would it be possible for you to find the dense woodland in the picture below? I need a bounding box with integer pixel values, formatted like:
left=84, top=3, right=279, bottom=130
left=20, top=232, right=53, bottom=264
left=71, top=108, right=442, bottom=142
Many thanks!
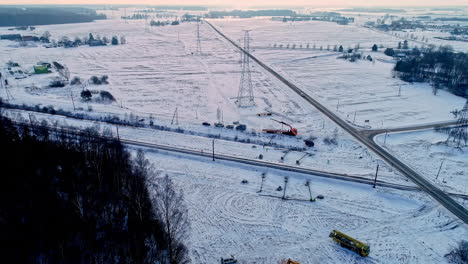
left=0, top=115, right=189, bottom=263
left=0, top=7, right=106, bottom=26
left=393, top=46, right=468, bottom=98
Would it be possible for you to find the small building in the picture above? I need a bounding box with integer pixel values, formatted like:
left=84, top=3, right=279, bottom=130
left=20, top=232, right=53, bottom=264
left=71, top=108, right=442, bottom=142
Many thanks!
left=34, top=65, right=49, bottom=74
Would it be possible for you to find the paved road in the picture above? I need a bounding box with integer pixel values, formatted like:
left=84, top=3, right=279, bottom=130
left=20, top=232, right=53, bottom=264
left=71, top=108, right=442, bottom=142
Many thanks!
left=205, top=21, right=468, bottom=224
left=362, top=120, right=460, bottom=139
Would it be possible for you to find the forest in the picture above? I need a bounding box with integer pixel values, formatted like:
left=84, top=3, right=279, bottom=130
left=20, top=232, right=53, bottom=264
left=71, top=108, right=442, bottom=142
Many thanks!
left=0, top=114, right=189, bottom=264
left=0, top=7, right=106, bottom=26
left=393, top=46, right=468, bottom=98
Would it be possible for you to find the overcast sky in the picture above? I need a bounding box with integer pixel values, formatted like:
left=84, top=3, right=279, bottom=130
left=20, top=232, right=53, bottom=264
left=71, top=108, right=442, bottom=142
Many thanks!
left=0, top=0, right=466, bottom=7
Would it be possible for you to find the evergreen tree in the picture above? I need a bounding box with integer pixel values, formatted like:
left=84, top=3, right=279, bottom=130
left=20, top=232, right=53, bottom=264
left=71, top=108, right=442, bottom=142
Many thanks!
left=403, top=40, right=409, bottom=49
left=372, top=44, right=378, bottom=52
left=111, top=36, right=119, bottom=45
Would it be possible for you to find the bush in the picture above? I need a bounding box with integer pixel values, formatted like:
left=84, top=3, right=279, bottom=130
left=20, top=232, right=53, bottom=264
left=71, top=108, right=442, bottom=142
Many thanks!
left=99, top=90, right=115, bottom=102
left=81, top=89, right=92, bottom=101
left=111, top=36, right=118, bottom=45
left=70, top=76, right=82, bottom=85
left=49, top=78, right=66, bottom=88
left=90, top=75, right=101, bottom=85
left=101, top=75, right=109, bottom=84
left=384, top=48, right=395, bottom=56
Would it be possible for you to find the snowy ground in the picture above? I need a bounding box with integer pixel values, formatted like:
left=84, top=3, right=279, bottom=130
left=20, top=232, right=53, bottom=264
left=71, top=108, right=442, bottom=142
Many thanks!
left=1, top=12, right=467, bottom=264
left=143, top=148, right=467, bottom=264
left=376, top=129, right=468, bottom=195
left=210, top=18, right=467, bottom=129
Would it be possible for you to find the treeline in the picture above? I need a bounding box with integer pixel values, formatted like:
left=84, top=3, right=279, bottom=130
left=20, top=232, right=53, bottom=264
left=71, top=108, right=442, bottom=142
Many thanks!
left=393, top=46, right=468, bottom=98
left=0, top=7, right=106, bottom=26
left=0, top=115, right=189, bottom=263
left=339, top=8, right=405, bottom=13
left=206, top=9, right=296, bottom=18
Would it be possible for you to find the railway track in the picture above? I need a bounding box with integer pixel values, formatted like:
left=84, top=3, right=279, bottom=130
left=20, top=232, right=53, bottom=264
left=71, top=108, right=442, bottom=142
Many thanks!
left=204, top=20, right=468, bottom=224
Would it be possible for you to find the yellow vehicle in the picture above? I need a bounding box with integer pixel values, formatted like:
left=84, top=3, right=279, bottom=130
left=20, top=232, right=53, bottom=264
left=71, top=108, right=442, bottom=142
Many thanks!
left=329, top=229, right=370, bottom=257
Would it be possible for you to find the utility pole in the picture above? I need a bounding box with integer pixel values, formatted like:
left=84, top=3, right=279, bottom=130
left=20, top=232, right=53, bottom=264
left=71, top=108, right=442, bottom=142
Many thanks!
left=70, top=90, right=76, bottom=111
left=373, top=164, right=380, bottom=188
left=258, top=172, right=266, bottom=193
left=336, top=99, right=340, bottom=111
left=171, top=107, right=179, bottom=125
left=28, top=113, right=33, bottom=126
left=116, top=126, right=120, bottom=140
left=353, top=110, right=357, bottom=123
left=436, top=159, right=445, bottom=180
left=212, top=139, right=215, bottom=161
left=383, top=130, right=388, bottom=145
left=305, top=180, right=315, bottom=202
left=398, top=85, right=401, bottom=97
left=282, top=176, right=289, bottom=199
left=195, top=22, right=202, bottom=55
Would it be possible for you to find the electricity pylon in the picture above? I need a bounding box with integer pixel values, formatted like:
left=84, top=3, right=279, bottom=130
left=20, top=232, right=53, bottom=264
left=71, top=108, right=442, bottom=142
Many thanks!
left=236, top=30, right=255, bottom=107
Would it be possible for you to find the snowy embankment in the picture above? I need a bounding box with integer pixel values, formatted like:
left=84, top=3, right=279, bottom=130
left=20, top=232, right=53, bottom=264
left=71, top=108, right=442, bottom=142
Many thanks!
left=3, top=108, right=407, bottom=185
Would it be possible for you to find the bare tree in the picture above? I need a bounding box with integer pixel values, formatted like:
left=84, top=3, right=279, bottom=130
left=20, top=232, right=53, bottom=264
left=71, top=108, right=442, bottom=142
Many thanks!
left=448, top=101, right=468, bottom=147
left=153, top=174, right=190, bottom=264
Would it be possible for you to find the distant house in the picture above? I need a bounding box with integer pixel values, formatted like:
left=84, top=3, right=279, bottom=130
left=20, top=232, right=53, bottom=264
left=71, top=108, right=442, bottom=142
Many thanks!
left=0, top=34, right=22, bottom=40
left=34, top=65, right=49, bottom=74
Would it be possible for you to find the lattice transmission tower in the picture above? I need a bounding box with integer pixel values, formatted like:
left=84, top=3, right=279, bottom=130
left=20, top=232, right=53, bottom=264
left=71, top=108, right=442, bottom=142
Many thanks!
left=236, top=30, right=255, bottom=107
left=195, top=22, right=202, bottom=55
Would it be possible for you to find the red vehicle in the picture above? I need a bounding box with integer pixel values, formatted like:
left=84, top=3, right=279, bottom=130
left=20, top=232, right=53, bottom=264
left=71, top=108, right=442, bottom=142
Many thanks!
left=263, top=119, right=298, bottom=136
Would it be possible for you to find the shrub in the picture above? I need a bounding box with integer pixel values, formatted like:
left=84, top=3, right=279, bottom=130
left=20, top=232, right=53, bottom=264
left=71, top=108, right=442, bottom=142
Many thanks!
left=70, top=76, right=82, bottom=85
left=81, top=89, right=92, bottom=101
left=101, top=75, right=109, bottom=84
left=49, top=78, right=66, bottom=88
left=384, top=48, right=395, bottom=56
left=90, top=75, right=101, bottom=85
left=99, top=90, right=115, bottom=102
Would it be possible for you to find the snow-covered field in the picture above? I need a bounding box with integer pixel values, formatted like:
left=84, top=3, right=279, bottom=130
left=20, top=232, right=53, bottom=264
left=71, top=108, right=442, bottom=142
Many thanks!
left=211, top=18, right=467, bottom=129
left=1, top=11, right=467, bottom=264
left=144, top=149, right=467, bottom=264
left=376, top=129, right=468, bottom=195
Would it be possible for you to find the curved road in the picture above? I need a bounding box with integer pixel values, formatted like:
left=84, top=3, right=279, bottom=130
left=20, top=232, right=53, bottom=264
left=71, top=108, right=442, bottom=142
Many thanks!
left=205, top=20, right=468, bottom=224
